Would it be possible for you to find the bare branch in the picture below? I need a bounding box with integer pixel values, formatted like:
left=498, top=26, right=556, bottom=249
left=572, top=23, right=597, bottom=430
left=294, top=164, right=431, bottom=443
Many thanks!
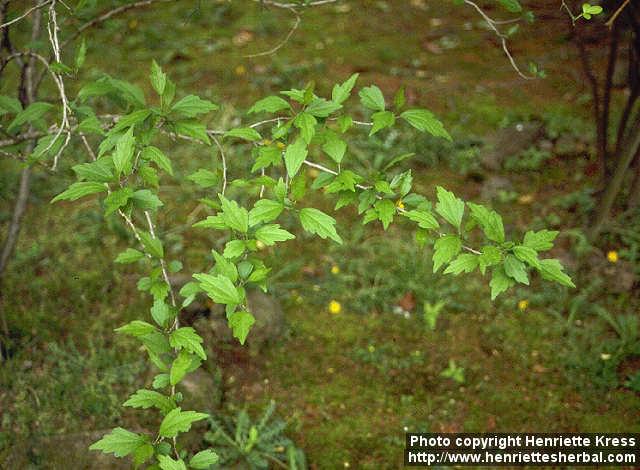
left=244, top=7, right=300, bottom=58
left=0, top=0, right=51, bottom=30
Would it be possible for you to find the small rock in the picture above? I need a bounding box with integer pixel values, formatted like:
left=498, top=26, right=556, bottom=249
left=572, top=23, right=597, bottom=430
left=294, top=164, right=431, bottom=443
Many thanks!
left=480, top=122, right=544, bottom=170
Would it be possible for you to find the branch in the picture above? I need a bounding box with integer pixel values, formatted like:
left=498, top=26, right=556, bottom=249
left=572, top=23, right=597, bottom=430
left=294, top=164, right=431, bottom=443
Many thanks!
left=0, top=0, right=51, bottom=29
left=606, top=0, right=632, bottom=28
left=244, top=7, right=300, bottom=58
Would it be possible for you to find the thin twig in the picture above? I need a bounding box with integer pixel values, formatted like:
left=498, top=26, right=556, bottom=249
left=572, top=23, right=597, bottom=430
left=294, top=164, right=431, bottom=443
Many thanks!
left=0, top=0, right=51, bottom=29
left=606, top=0, right=632, bottom=28
left=244, top=7, right=300, bottom=58
left=212, top=135, right=227, bottom=195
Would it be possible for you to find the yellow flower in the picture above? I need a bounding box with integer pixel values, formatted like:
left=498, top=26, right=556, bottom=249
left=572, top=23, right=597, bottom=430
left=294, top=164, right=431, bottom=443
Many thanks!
left=234, top=65, right=246, bottom=76
left=396, top=199, right=405, bottom=209
left=276, top=141, right=286, bottom=149
left=328, top=300, right=342, bottom=315
left=256, top=240, right=266, bottom=250
left=518, top=299, right=529, bottom=311
left=331, top=265, right=340, bottom=275
left=261, top=138, right=272, bottom=146
left=607, top=250, right=618, bottom=263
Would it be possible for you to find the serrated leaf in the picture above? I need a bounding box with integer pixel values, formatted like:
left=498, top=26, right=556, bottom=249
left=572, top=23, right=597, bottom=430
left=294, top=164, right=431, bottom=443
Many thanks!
left=132, top=189, right=163, bottom=212
left=8, top=102, right=54, bottom=132
left=467, top=203, right=505, bottom=243
left=115, top=320, right=157, bottom=337
left=220, top=194, right=249, bottom=233
left=223, top=239, right=245, bottom=259
left=538, top=258, right=575, bottom=288
left=478, top=245, right=502, bottom=274
left=490, top=265, right=515, bottom=300
left=403, top=209, right=439, bottom=230
left=151, top=299, right=171, bottom=327
left=113, top=128, right=135, bottom=177
left=150, top=60, right=167, bottom=95
left=370, top=111, right=395, bottom=136
left=139, top=231, right=164, bottom=258
left=123, top=389, right=175, bottom=415
left=228, top=311, right=255, bottom=345
left=194, top=273, right=243, bottom=305
left=153, top=373, right=170, bottom=389
left=400, top=109, right=451, bottom=141
left=170, top=327, right=206, bottom=360
left=51, top=181, right=106, bottom=203
left=111, top=109, right=151, bottom=133
left=322, top=131, right=347, bottom=164
left=359, top=85, right=385, bottom=111
left=294, top=112, right=316, bottom=144
left=504, top=254, right=529, bottom=285
left=248, top=199, right=284, bottom=227
left=190, top=449, right=219, bottom=469
left=299, top=207, right=342, bottom=244
left=142, top=146, right=173, bottom=176
left=284, top=137, right=308, bottom=178
left=158, top=455, right=187, bottom=470
left=174, top=120, right=210, bottom=144
left=89, top=428, right=148, bottom=458
left=224, top=127, right=261, bottom=142
left=248, top=96, right=291, bottom=114
left=432, top=235, right=462, bottom=272
left=435, top=186, right=465, bottom=230
left=374, top=199, right=395, bottom=230
left=523, top=229, right=558, bottom=251
left=255, top=224, right=295, bottom=246
left=188, top=169, right=219, bottom=188
left=306, top=98, right=342, bottom=117
left=251, top=146, right=282, bottom=172
left=443, top=253, right=478, bottom=275
left=159, top=408, right=208, bottom=438
left=170, top=350, right=196, bottom=386
left=171, top=95, right=218, bottom=117
left=332, top=73, right=359, bottom=104
left=72, top=159, right=113, bottom=183
left=513, top=245, right=540, bottom=269
left=115, top=248, right=145, bottom=264
left=193, top=215, right=227, bottom=230
left=104, top=187, right=133, bottom=216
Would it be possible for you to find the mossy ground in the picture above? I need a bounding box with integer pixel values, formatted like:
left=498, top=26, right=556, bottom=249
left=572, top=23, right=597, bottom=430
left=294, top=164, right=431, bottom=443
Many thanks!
left=1, top=1, right=638, bottom=468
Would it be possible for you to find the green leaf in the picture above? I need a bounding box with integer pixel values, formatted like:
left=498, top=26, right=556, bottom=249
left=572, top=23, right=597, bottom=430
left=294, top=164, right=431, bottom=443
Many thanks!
left=248, top=199, right=284, bottom=227
left=171, top=95, right=218, bottom=117
left=403, top=209, right=439, bottom=230
left=251, top=146, right=282, bottom=172
left=248, top=96, right=291, bottom=114
left=255, top=224, right=295, bottom=246
left=194, top=273, right=243, bottom=305
left=159, top=408, right=208, bottom=438
left=322, top=131, right=347, bottom=164
left=504, top=254, right=529, bottom=285
left=224, top=127, right=261, bottom=142
left=498, top=0, right=522, bottom=13
left=299, top=207, right=342, bottom=244
left=153, top=373, right=170, bottom=389
left=188, top=169, right=219, bottom=188
left=113, top=128, right=135, bottom=177
left=193, top=215, right=227, bottom=230
left=115, top=320, right=157, bottom=337
left=223, top=239, right=245, bottom=258
left=490, top=265, right=515, bottom=300
left=115, top=248, right=145, bottom=264
left=467, top=203, right=505, bottom=243
left=190, top=449, right=219, bottom=469
left=444, top=253, right=478, bottom=275
left=142, top=146, right=173, bottom=176
left=89, top=428, right=148, bottom=457
left=0, top=95, right=22, bottom=114
left=294, top=112, right=317, bottom=143
left=220, top=194, right=249, bottom=233
left=358, top=85, right=385, bottom=111
left=325, top=170, right=362, bottom=194
left=78, top=115, right=104, bottom=135
left=374, top=199, right=395, bottom=230
left=538, top=259, right=575, bottom=288
left=123, top=389, right=175, bottom=415
left=51, top=181, right=106, bottom=203
left=72, top=159, right=113, bottom=183
left=151, top=299, right=171, bottom=327
left=139, top=231, right=164, bottom=258
left=523, top=229, right=558, bottom=251
left=170, top=327, right=206, bottom=360
left=284, top=137, right=308, bottom=178
left=435, top=186, right=465, bottom=230
left=8, top=102, right=54, bottom=132
left=337, top=115, right=353, bottom=133
left=228, top=311, right=255, bottom=345
left=111, top=109, right=151, bottom=133
left=432, top=235, right=462, bottom=272
left=400, top=109, right=451, bottom=141
left=132, top=189, right=163, bottom=212
left=104, top=187, right=133, bottom=216
left=478, top=245, right=502, bottom=274
left=332, top=73, right=359, bottom=104
left=513, top=245, right=540, bottom=269
left=370, top=111, right=395, bottom=136
left=306, top=98, right=342, bottom=118
left=170, top=350, right=196, bottom=386
left=174, top=120, right=210, bottom=144
left=150, top=60, right=167, bottom=95
left=158, top=455, right=187, bottom=470
left=582, top=3, right=602, bottom=16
